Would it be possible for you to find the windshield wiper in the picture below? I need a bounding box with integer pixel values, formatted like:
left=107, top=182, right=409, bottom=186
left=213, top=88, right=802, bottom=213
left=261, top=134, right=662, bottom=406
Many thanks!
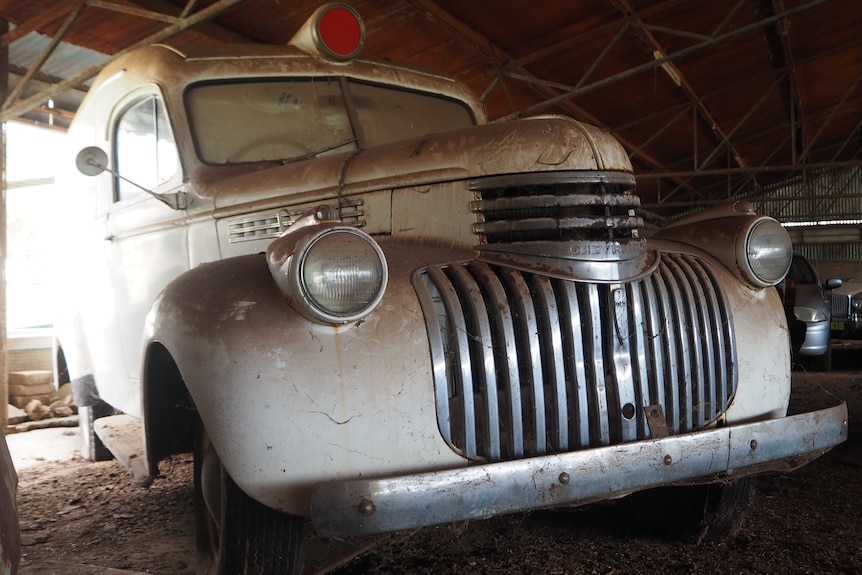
left=282, top=137, right=358, bottom=165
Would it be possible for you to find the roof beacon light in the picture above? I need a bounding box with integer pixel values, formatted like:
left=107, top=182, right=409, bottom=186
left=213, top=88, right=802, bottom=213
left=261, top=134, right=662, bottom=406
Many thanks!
left=289, top=3, right=365, bottom=62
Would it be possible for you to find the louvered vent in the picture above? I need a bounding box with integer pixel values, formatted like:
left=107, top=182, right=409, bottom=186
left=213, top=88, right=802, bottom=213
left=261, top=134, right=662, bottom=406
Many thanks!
left=469, top=171, right=654, bottom=282
left=227, top=200, right=365, bottom=243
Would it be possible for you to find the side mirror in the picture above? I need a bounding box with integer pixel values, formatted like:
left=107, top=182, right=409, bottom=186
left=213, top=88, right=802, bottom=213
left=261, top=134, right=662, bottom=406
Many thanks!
left=73, top=146, right=186, bottom=210
left=825, top=278, right=843, bottom=290
left=76, top=146, right=109, bottom=177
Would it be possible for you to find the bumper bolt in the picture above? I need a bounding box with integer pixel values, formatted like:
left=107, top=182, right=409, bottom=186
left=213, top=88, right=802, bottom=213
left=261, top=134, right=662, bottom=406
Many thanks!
left=558, top=472, right=570, bottom=485
left=663, top=454, right=673, bottom=466
left=357, top=498, right=376, bottom=516
left=750, top=439, right=758, bottom=451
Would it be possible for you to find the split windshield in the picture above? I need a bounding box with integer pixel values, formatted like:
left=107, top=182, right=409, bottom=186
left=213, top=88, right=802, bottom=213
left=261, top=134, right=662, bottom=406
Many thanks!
left=186, top=77, right=475, bottom=165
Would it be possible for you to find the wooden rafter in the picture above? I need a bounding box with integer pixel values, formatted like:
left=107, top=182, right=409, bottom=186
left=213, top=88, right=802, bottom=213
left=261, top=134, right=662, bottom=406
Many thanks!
left=0, top=0, right=249, bottom=122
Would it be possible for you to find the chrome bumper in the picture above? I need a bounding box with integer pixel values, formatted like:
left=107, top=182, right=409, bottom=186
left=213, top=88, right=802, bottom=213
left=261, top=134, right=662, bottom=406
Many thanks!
left=311, top=403, right=848, bottom=537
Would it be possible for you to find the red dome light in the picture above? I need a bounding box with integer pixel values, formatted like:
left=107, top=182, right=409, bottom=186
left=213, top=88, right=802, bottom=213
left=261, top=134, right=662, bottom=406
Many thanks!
left=317, top=5, right=364, bottom=59
left=289, top=3, right=366, bottom=62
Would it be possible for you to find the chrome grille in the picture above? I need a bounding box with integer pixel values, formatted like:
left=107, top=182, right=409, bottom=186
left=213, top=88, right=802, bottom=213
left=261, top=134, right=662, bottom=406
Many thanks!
left=414, top=253, right=737, bottom=462
left=830, top=292, right=850, bottom=319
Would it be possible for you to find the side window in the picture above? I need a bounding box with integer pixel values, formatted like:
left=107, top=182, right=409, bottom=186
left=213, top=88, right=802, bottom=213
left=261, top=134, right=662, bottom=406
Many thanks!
left=114, top=95, right=179, bottom=201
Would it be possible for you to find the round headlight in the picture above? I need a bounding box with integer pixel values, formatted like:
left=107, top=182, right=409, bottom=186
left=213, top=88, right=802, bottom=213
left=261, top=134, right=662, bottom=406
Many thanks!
left=299, top=228, right=387, bottom=323
left=745, top=218, right=792, bottom=286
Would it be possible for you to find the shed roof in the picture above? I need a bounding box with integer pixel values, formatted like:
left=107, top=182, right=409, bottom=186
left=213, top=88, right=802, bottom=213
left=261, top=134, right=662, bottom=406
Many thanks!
left=0, top=0, right=859, bottom=221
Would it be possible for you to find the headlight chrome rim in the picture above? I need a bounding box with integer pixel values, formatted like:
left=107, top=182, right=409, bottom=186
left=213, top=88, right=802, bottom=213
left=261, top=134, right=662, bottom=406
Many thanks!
left=267, top=221, right=388, bottom=325
left=298, top=228, right=388, bottom=323
left=741, top=217, right=792, bottom=287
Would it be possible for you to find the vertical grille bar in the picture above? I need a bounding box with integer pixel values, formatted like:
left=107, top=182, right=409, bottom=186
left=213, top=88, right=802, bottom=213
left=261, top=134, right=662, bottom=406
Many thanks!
left=530, top=276, right=568, bottom=453
left=469, top=262, right=525, bottom=458
left=665, top=255, right=707, bottom=429
left=686, top=261, right=717, bottom=425
left=415, top=253, right=737, bottom=462
left=499, top=268, right=547, bottom=456
left=609, top=285, right=639, bottom=444
left=447, top=265, right=501, bottom=460
left=557, top=281, right=591, bottom=448
left=660, top=261, right=694, bottom=432
left=638, top=278, right=666, bottom=416
left=649, top=270, right=682, bottom=432
left=624, top=281, right=651, bottom=441
left=426, top=267, right=478, bottom=457
left=585, top=284, right=611, bottom=446
left=414, top=273, right=453, bottom=446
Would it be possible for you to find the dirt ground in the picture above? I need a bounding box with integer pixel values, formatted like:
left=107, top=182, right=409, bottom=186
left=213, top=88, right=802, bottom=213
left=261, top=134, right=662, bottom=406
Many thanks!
left=12, top=349, right=862, bottom=575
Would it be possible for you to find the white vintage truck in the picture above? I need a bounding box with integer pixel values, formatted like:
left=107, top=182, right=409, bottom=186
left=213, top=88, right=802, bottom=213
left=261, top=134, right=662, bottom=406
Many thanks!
left=59, top=3, right=847, bottom=573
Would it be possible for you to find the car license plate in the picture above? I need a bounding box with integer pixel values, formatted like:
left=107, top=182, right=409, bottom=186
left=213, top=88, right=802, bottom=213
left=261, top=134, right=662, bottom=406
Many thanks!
left=830, top=321, right=845, bottom=330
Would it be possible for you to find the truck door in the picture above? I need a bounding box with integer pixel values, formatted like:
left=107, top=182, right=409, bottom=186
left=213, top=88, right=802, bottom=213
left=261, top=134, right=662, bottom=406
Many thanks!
left=106, top=92, right=189, bottom=395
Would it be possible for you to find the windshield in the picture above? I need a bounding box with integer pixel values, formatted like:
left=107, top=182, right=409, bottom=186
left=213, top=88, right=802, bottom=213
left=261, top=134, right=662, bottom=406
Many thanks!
left=186, top=77, right=475, bottom=165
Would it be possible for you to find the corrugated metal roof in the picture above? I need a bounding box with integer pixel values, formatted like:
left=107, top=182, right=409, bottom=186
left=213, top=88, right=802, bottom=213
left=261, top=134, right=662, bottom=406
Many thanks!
left=10, top=29, right=106, bottom=82
left=0, top=0, right=859, bottom=219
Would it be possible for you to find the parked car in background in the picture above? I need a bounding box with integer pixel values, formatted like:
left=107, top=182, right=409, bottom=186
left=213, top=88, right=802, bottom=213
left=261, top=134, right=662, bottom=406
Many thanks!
left=0, top=428, right=20, bottom=575
left=777, top=253, right=842, bottom=371
left=830, top=277, right=862, bottom=339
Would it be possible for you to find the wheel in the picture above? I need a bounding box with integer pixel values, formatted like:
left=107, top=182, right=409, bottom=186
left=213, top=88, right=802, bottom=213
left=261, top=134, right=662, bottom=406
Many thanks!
left=693, top=476, right=755, bottom=543
left=630, top=476, right=755, bottom=543
left=194, top=418, right=306, bottom=574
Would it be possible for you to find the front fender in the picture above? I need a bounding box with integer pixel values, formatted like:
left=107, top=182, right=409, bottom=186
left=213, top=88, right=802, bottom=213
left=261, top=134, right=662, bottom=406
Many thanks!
left=142, top=241, right=467, bottom=516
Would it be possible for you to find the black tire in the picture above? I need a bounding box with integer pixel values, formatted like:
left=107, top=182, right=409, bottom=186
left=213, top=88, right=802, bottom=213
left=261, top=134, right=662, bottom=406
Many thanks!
left=631, top=476, right=755, bottom=543
left=194, top=418, right=305, bottom=575
left=694, top=476, right=756, bottom=543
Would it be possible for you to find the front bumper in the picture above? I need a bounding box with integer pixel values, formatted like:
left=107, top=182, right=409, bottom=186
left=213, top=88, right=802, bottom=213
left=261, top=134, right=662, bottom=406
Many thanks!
left=800, top=319, right=831, bottom=356
left=311, top=402, right=847, bottom=537
left=831, top=316, right=862, bottom=339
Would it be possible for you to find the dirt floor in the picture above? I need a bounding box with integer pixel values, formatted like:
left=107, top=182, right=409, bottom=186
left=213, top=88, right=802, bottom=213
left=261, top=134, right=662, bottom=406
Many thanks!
left=11, top=349, right=862, bottom=575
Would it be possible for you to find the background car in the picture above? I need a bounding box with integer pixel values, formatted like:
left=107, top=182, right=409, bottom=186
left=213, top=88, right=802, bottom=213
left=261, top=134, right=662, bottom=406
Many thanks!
left=778, top=253, right=842, bottom=371
left=0, top=428, right=20, bottom=575
left=830, top=277, right=862, bottom=339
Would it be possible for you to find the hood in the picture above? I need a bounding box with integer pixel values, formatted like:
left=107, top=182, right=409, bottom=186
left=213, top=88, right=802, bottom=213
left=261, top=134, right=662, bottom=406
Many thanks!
left=205, top=115, right=633, bottom=211
left=835, top=277, right=862, bottom=297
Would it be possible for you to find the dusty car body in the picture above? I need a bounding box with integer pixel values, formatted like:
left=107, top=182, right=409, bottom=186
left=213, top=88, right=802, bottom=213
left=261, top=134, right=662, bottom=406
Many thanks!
left=0, top=429, right=19, bottom=575
left=59, top=4, right=848, bottom=573
left=830, top=277, right=862, bottom=339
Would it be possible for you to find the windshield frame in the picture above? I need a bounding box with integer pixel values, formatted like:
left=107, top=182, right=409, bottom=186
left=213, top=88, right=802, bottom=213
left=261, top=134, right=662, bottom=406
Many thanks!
left=184, top=75, right=477, bottom=166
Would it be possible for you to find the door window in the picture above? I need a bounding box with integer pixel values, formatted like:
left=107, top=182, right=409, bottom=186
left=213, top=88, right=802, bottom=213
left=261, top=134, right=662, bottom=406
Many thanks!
left=114, top=96, right=179, bottom=201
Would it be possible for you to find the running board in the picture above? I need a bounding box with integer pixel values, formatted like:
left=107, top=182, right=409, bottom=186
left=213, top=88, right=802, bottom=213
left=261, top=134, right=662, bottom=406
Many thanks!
left=93, top=414, right=151, bottom=487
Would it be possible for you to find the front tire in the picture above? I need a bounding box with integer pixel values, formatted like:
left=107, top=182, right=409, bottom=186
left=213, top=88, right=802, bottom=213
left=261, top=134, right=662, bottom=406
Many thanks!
left=631, top=476, right=755, bottom=543
left=693, top=476, right=755, bottom=543
left=194, top=418, right=305, bottom=574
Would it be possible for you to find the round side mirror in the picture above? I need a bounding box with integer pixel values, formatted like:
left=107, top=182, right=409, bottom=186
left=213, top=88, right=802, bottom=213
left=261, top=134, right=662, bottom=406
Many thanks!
left=76, top=146, right=109, bottom=177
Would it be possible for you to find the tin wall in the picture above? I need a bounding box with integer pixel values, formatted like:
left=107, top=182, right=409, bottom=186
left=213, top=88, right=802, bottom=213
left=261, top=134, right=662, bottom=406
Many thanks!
left=755, top=167, right=862, bottom=280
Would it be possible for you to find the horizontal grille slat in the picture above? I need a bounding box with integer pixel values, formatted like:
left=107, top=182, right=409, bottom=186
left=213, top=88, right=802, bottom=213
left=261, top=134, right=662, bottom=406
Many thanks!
left=415, top=253, right=737, bottom=462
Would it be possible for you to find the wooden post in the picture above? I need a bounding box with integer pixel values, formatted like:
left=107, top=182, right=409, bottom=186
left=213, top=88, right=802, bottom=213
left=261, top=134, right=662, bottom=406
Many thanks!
left=0, top=17, right=8, bottom=427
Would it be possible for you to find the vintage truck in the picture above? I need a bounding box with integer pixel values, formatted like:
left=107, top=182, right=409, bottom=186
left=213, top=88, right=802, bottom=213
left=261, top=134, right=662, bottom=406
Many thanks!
left=59, top=3, right=847, bottom=573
